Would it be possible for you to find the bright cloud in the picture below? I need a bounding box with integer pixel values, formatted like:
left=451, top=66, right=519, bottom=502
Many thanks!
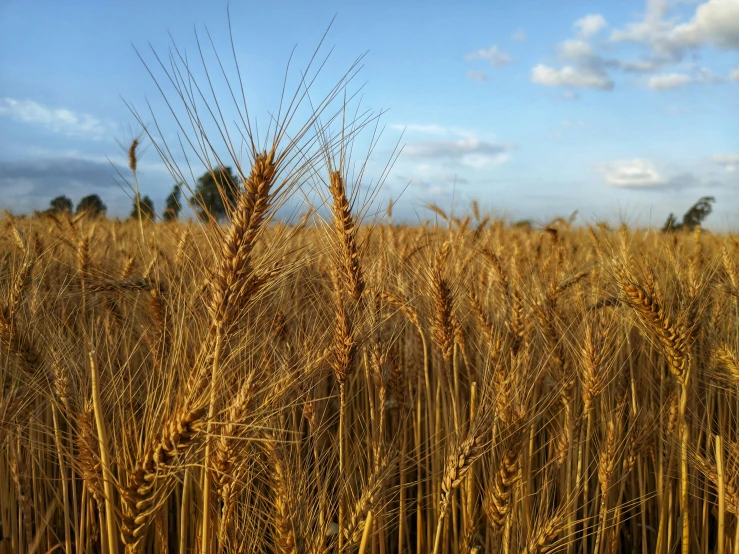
left=713, top=153, right=739, bottom=172
left=714, top=154, right=739, bottom=164
left=610, top=0, right=680, bottom=48
left=599, top=158, right=666, bottom=187
left=611, top=0, right=739, bottom=58
left=575, top=14, right=607, bottom=37
left=617, top=58, right=666, bottom=73
left=648, top=72, right=693, bottom=89
left=0, top=98, right=113, bottom=139
left=466, top=45, right=511, bottom=66
left=559, top=39, right=595, bottom=61
left=404, top=137, right=513, bottom=168
left=531, top=64, right=614, bottom=89
left=671, top=0, right=739, bottom=51
left=532, top=2, right=739, bottom=94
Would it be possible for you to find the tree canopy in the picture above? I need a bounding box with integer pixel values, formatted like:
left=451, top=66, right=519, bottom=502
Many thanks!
left=681, top=196, right=715, bottom=230
left=662, top=196, right=715, bottom=232
left=76, top=195, right=107, bottom=217
left=49, top=195, right=73, bottom=213
left=163, top=184, right=182, bottom=222
left=130, top=194, right=155, bottom=221
left=190, top=167, right=240, bottom=222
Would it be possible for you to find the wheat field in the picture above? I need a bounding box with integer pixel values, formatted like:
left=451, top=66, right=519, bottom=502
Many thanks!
left=1, top=202, right=738, bottom=554
left=1, top=32, right=739, bottom=554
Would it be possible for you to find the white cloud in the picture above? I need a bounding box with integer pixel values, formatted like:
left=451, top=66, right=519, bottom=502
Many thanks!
left=647, top=0, right=671, bottom=22
left=611, top=0, right=739, bottom=59
left=466, top=70, right=489, bottom=82
left=559, top=39, right=595, bottom=61
left=648, top=72, right=693, bottom=89
left=530, top=1, right=739, bottom=97
left=0, top=98, right=113, bottom=139
left=610, top=0, right=676, bottom=47
left=531, top=4, right=739, bottom=93
left=512, top=29, right=527, bottom=41
left=404, top=137, right=513, bottom=168
left=616, top=58, right=667, bottom=72
left=531, top=15, right=617, bottom=92
left=713, top=153, right=739, bottom=164
left=575, top=14, right=607, bottom=37
left=466, top=45, right=511, bottom=67
left=713, top=153, right=739, bottom=171
left=599, top=158, right=666, bottom=187
left=671, top=0, right=739, bottom=51
left=531, top=64, right=614, bottom=89
left=598, top=158, right=706, bottom=190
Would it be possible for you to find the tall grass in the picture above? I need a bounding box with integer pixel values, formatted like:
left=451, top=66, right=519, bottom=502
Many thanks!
left=2, top=21, right=739, bottom=554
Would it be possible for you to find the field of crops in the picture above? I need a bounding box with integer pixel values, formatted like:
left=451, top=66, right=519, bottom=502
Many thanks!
left=1, top=200, right=738, bottom=554
left=1, top=26, right=739, bottom=554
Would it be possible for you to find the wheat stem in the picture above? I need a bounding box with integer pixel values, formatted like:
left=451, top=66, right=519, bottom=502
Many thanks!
left=89, top=351, right=118, bottom=554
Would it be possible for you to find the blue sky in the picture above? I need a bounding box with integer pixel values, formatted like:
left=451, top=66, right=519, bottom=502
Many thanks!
left=1, top=0, right=738, bottom=228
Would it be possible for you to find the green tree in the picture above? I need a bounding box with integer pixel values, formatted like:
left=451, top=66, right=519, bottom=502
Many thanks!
left=130, top=194, right=155, bottom=221
left=662, top=196, right=715, bottom=232
left=76, top=195, right=107, bottom=217
left=681, top=196, right=714, bottom=230
left=163, top=184, right=182, bottom=222
left=50, top=195, right=73, bottom=213
left=661, top=212, right=680, bottom=232
left=190, top=167, right=239, bottom=221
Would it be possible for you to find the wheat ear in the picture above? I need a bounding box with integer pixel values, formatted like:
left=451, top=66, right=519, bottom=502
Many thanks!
left=433, top=416, right=490, bottom=554
left=119, top=407, right=205, bottom=552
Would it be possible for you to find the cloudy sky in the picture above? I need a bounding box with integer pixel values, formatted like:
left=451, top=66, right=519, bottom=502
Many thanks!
left=1, top=0, right=738, bottom=228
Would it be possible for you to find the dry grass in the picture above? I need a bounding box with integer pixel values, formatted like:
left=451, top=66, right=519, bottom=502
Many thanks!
left=2, top=23, right=739, bottom=554
left=2, top=207, right=739, bottom=554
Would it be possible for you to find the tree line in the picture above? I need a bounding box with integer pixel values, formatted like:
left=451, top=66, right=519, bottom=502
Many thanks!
left=45, top=166, right=717, bottom=231
left=46, top=166, right=240, bottom=222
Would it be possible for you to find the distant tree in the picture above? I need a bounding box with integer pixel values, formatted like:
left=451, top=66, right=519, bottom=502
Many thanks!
left=662, top=213, right=680, bottom=233
left=76, top=195, right=107, bottom=218
left=50, top=195, right=73, bottom=213
left=681, top=196, right=715, bottom=230
left=130, top=194, right=155, bottom=221
left=190, top=167, right=239, bottom=222
left=662, top=196, right=715, bottom=232
left=162, top=184, right=182, bottom=222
